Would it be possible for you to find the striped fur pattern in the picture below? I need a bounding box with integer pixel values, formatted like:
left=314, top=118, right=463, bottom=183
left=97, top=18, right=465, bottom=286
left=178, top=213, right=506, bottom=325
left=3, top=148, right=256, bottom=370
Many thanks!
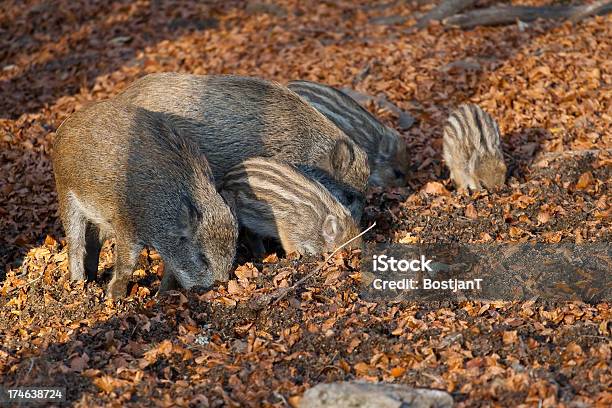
left=288, top=80, right=408, bottom=187
left=221, top=158, right=362, bottom=256
left=115, top=73, right=370, bottom=200
left=443, top=104, right=506, bottom=190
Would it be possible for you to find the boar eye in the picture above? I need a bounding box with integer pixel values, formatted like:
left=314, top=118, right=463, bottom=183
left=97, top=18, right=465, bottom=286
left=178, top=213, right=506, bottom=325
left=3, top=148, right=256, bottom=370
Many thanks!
left=394, top=169, right=405, bottom=179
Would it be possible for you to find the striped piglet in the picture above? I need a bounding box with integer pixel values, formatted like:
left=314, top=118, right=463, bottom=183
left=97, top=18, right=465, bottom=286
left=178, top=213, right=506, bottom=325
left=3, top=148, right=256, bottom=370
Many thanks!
left=221, top=158, right=362, bottom=256
left=443, top=104, right=506, bottom=191
left=288, top=80, right=409, bottom=187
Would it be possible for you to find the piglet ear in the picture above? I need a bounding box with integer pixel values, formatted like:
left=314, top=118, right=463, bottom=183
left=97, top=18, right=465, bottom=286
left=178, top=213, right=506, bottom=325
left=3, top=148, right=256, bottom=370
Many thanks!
left=330, top=139, right=355, bottom=177
left=322, top=214, right=340, bottom=245
left=175, top=197, right=201, bottom=238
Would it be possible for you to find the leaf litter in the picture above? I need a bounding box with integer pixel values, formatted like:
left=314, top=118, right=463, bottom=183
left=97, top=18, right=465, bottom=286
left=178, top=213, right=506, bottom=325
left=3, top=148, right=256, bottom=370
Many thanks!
left=1, top=1, right=610, bottom=406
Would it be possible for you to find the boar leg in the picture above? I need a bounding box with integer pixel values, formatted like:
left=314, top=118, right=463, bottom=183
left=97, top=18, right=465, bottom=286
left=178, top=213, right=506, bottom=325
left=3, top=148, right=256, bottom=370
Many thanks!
left=107, top=237, right=139, bottom=298
left=84, top=222, right=103, bottom=281
left=62, top=194, right=88, bottom=281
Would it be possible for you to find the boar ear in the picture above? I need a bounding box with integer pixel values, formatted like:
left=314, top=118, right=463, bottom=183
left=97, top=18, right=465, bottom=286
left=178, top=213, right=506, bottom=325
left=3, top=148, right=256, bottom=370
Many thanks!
left=322, top=214, right=340, bottom=245
left=330, top=139, right=355, bottom=177
left=378, top=133, right=395, bottom=160
left=176, top=197, right=201, bottom=238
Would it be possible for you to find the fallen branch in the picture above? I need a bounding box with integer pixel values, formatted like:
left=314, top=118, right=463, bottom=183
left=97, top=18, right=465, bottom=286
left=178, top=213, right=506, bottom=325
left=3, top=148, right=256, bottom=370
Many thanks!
left=443, top=2, right=612, bottom=29
left=248, top=223, right=377, bottom=310
left=569, top=0, right=612, bottom=22
left=415, top=0, right=477, bottom=28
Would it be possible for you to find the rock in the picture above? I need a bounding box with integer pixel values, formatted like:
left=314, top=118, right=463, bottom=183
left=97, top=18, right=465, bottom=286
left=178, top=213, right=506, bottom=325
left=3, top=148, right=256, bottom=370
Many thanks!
left=299, top=382, right=453, bottom=408
left=398, top=111, right=415, bottom=130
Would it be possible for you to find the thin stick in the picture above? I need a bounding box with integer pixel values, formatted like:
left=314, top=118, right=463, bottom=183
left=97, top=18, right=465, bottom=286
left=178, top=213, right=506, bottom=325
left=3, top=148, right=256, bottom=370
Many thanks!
left=271, top=222, right=377, bottom=305
left=3, top=276, right=43, bottom=296
left=2, top=265, right=59, bottom=297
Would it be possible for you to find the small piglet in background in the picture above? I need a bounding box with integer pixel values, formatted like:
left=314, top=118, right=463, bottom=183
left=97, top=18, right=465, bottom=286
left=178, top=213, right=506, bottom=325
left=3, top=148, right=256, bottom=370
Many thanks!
left=442, top=104, right=507, bottom=191
left=115, top=73, right=370, bottom=219
left=288, top=80, right=409, bottom=187
left=52, top=100, right=238, bottom=297
left=221, top=158, right=362, bottom=257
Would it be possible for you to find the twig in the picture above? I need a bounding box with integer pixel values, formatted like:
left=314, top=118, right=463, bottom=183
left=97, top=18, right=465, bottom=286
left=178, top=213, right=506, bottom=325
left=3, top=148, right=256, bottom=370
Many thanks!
left=248, top=223, right=376, bottom=310
left=1, top=264, right=59, bottom=297
left=353, top=61, right=373, bottom=86
left=3, top=275, right=43, bottom=297
left=272, top=222, right=376, bottom=305
left=422, top=371, right=444, bottom=383
left=316, top=351, right=340, bottom=379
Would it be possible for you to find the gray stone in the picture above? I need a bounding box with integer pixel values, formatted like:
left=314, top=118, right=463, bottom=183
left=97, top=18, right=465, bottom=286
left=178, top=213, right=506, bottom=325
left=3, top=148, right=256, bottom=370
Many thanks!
left=299, top=382, right=453, bottom=408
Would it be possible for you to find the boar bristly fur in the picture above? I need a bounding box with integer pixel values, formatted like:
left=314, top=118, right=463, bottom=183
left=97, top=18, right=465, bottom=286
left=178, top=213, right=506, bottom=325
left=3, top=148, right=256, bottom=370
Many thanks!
left=53, top=100, right=238, bottom=297
left=116, top=73, right=370, bottom=215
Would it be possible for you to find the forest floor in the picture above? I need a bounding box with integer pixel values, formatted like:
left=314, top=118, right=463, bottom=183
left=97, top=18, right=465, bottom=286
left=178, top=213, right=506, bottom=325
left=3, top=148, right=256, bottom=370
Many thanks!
left=0, top=1, right=610, bottom=406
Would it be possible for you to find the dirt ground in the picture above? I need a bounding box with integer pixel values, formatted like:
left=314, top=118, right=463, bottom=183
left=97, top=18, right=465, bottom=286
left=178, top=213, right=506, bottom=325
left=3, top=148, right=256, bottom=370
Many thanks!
left=0, top=1, right=610, bottom=407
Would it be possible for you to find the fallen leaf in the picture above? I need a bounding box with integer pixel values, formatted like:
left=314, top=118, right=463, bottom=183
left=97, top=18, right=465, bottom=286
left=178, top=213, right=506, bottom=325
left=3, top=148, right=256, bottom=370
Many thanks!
left=390, top=366, right=406, bottom=377
left=262, top=253, right=279, bottom=263
left=399, top=233, right=419, bottom=244
left=227, top=280, right=242, bottom=294
left=503, top=330, right=518, bottom=345
left=93, top=376, right=117, bottom=393
left=575, top=171, right=593, bottom=190
left=537, top=210, right=551, bottom=224
left=465, top=204, right=478, bottom=219
left=423, top=182, right=450, bottom=196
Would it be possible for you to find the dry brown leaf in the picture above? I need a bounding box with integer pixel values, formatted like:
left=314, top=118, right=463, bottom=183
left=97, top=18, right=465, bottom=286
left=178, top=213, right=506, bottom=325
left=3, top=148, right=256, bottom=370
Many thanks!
left=422, top=181, right=451, bottom=196
left=537, top=210, right=551, bottom=224
left=347, top=337, right=361, bottom=353
left=399, top=233, right=419, bottom=244
left=465, top=204, right=478, bottom=219
left=262, top=253, right=279, bottom=263
left=93, top=376, right=118, bottom=393
left=288, top=395, right=302, bottom=408
left=503, top=331, right=518, bottom=345
left=509, top=226, right=524, bottom=239
left=390, top=366, right=406, bottom=377
left=227, top=280, right=242, bottom=294
left=575, top=171, right=594, bottom=190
